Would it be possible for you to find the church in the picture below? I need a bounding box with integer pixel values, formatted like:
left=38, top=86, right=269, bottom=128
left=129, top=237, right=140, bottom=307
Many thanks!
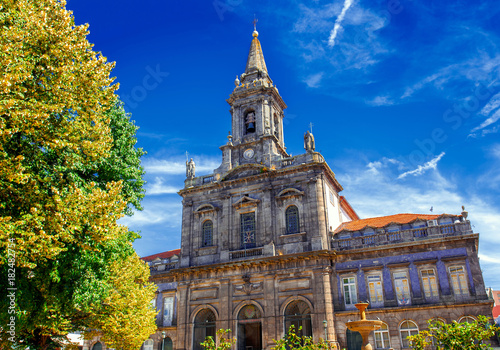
left=86, top=28, right=492, bottom=350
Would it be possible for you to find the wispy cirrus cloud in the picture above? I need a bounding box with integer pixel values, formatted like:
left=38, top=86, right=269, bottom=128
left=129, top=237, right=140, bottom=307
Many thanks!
left=397, top=152, right=445, bottom=179
left=303, top=72, right=324, bottom=88
left=469, top=92, right=500, bottom=137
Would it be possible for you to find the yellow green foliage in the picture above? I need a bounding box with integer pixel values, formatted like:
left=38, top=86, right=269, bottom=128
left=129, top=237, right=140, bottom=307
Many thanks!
left=0, top=1, right=155, bottom=349
left=408, top=315, right=499, bottom=350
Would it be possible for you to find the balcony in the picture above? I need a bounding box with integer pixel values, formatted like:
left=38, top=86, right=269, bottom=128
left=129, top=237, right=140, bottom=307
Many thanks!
left=230, top=246, right=264, bottom=260
left=332, top=222, right=472, bottom=251
left=150, top=261, right=179, bottom=274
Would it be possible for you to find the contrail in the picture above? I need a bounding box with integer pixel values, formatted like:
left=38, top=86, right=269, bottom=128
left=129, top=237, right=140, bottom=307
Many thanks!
left=328, top=0, right=354, bottom=47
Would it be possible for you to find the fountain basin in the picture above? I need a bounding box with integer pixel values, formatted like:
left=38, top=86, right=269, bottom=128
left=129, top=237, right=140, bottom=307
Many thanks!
left=346, top=319, right=383, bottom=333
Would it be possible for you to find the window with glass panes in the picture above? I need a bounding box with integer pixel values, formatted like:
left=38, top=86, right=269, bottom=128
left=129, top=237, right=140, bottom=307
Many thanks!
left=449, top=266, right=468, bottom=295
left=399, top=321, right=418, bottom=348
left=421, top=269, right=438, bottom=298
left=240, top=212, right=256, bottom=248
left=343, top=277, right=357, bottom=306
left=374, top=323, right=390, bottom=349
left=202, top=220, right=213, bottom=247
left=285, top=205, right=299, bottom=234
left=394, top=272, right=411, bottom=305
left=367, top=275, right=384, bottom=304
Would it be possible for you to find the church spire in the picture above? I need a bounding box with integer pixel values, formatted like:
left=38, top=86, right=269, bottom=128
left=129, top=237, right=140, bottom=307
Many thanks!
left=244, top=30, right=268, bottom=75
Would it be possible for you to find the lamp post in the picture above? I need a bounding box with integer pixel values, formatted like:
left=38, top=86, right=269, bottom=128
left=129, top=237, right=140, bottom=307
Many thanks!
left=323, top=320, right=328, bottom=342
left=161, top=331, right=166, bottom=350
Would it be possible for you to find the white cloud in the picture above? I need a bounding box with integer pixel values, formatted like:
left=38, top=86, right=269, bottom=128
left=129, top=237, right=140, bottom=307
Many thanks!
left=120, top=200, right=181, bottom=227
left=397, top=152, right=445, bottom=179
left=470, top=109, right=500, bottom=135
left=143, top=157, right=220, bottom=175
left=145, top=177, right=179, bottom=195
left=303, top=72, right=324, bottom=88
left=328, top=0, right=354, bottom=47
left=366, top=95, right=394, bottom=106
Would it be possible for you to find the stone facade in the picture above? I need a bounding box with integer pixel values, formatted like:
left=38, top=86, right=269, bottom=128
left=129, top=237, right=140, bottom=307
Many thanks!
left=84, top=30, right=493, bottom=350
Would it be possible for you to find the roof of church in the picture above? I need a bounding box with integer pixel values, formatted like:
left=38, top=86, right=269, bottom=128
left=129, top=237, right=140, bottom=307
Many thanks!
left=339, top=196, right=359, bottom=221
left=141, top=248, right=181, bottom=262
left=333, top=213, right=458, bottom=234
left=245, top=31, right=268, bottom=74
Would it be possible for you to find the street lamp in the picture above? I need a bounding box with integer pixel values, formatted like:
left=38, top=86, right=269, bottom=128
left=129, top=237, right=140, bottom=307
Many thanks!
left=161, top=331, right=166, bottom=350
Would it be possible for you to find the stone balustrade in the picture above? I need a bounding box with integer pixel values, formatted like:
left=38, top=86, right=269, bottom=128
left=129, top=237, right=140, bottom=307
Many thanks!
left=332, top=222, right=472, bottom=251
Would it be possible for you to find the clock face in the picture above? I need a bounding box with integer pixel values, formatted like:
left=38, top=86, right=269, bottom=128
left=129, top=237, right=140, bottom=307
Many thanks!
left=243, top=148, right=254, bottom=159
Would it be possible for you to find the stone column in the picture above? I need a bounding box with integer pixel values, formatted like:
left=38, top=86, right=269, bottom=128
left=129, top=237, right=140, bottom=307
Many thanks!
left=313, top=266, right=336, bottom=342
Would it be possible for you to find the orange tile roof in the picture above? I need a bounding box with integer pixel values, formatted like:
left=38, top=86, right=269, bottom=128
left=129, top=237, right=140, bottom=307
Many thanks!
left=333, top=213, right=456, bottom=234
left=141, top=249, right=181, bottom=262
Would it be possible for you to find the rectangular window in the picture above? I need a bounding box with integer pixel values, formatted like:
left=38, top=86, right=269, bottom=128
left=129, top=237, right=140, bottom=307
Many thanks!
left=421, top=269, right=438, bottom=299
left=329, top=190, right=335, bottom=204
left=240, top=212, right=256, bottom=248
left=367, top=275, right=384, bottom=304
left=343, top=277, right=357, bottom=306
left=163, top=296, right=174, bottom=327
left=449, top=266, right=468, bottom=296
left=394, top=272, right=411, bottom=305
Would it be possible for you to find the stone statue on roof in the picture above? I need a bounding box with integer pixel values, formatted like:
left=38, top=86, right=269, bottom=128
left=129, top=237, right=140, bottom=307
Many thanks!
left=186, top=158, right=195, bottom=179
left=304, top=130, right=315, bottom=152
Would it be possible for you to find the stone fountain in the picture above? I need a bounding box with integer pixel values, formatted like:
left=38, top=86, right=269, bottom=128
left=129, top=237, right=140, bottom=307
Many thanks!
left=346, top=302, right=382, bottom=350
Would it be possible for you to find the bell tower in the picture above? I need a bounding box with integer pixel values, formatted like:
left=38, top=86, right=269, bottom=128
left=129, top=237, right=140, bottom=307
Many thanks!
left=219, top=29, right=288, bottom=173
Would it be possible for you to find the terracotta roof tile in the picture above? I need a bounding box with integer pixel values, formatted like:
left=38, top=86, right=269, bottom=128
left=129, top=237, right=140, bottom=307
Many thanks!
left=141, top=249, right=181, bottom=262
left=333, top=213, right=457, bottom=234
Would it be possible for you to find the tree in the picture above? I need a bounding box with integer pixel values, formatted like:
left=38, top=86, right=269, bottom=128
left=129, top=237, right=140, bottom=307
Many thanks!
left=200, top=329, right=236, bottom=350
left=273, top=325, right=335, bottom=350
left=408, top=315, right=499, bottom=350
left=0, top=1, right=155, bottom=349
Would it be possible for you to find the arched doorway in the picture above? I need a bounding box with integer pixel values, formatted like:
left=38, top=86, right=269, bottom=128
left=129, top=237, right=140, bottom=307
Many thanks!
left=159, top=337, right=173, bottom=350
left=238, top=304, right=262, bottom=350
left=284, top=300, right=312, bottom=337
left=346, top=328, right=362, bottom=350
left=193, top=309, right=216, bottom=350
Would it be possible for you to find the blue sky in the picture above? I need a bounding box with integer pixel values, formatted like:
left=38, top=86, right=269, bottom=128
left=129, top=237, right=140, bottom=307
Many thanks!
left=68, top=0, right=500, bottom=289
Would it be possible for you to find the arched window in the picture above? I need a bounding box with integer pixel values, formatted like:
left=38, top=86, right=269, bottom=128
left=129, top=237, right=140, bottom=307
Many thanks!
left=193, top=309, right=216, bottom=350
left=285, top=206, right=299, bottom=234
left=245, top=111, right=256, bottom=134
left=399, top=320, right=418, bottom=348
left=284, top=300, right=312, bottom=338
left=458, top=315, right=476, bottom=324
left=202, top=220, right=213, bottom=247
left=374, top=322, right=390, bottom=349
left=159, top=337, right=173, bottom=350
left=91, top=342, right=102, bottom=350
left=143, top=339, right=153, bottom=350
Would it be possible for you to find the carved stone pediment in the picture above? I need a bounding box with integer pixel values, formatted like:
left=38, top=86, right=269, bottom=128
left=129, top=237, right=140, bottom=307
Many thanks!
left=222, top=164, right=265, bottom=181
left=233, top=196, right=260, bottom=210
left=194, top=203, right=219, bottom=218
left=276, top=188, right=304, bottom=201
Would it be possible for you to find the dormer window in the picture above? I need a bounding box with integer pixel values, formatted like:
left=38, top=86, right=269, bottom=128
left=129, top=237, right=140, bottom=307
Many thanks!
left=245, top=111, right=256, bottom=134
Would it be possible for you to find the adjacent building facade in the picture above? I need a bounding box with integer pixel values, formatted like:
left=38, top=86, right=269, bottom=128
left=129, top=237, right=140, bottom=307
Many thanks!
left=85, top=29, right=493, bottom=350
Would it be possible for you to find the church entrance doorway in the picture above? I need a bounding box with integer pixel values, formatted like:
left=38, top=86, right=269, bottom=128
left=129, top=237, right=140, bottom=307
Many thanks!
left=346, top=329, right=362, bottom=350
left=237, top=305, right=262, bottom=350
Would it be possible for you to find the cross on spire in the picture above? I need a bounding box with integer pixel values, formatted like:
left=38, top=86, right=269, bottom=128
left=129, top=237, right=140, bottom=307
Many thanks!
left=253, top=15, right=258, bottom=31
left=309, top=122, right=314, bottom=133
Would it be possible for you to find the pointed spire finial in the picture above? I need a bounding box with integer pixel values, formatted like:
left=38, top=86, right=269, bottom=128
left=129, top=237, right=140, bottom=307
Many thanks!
left=253, top=15, right=259, bottom=37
